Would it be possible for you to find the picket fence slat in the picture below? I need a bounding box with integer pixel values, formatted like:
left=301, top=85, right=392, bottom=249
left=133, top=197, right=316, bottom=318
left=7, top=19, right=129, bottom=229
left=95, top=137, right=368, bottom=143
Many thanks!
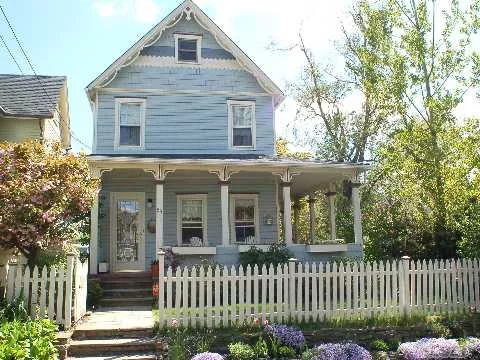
left=4, top=256, right=87, bottom=330
left=156, top=257, right=480, bottom=329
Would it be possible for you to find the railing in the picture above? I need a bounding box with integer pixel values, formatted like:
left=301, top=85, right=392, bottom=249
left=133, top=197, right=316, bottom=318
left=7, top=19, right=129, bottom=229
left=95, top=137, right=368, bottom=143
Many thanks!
left=157, top=255, right=480, bottom=328
left=4, top=256, right=88, bottom=329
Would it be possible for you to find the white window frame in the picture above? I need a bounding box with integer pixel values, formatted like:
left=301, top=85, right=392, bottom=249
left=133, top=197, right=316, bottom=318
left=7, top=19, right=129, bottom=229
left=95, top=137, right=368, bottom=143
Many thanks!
left=228, top=100, right=256, bottom=150
left=114, top=98, right=146, bottom=150
left=230, top=194, right=260, bottom=244
left=174, top=34, right=202, bottom=64
left=176, top=194, right=208, bottom=246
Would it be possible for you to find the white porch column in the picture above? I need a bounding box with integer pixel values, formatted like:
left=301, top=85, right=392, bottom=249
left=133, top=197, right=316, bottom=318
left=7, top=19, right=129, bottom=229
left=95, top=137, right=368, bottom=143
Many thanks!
left=146, top=165, right=175, bottom=260
left=154, top=179, right=165, bottom=254
left=307, top=196, right=316, bottom=243
left=283, top=183, right=293, bottom=245
left=351, top=182, right=363, bottom=244
left=209, top=166, right=239, bottom=246
left=220, top=181, right=230, bottom=246
left=326, top=191, right=337, bottom=241
left=89, top=188, right=100, bottom=275
left=293, top=200, right=300, bottom=243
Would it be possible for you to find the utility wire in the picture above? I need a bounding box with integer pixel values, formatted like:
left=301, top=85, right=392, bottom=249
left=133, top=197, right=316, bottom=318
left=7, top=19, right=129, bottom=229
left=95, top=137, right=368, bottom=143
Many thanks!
left=0, top=5, right=91, bottom=150
left=0, top=32, right=23, bottom=74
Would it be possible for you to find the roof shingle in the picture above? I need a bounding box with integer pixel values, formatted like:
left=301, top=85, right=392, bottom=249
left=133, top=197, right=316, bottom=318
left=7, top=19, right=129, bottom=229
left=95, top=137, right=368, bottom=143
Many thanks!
left=0, top=74, right=66, bottom=118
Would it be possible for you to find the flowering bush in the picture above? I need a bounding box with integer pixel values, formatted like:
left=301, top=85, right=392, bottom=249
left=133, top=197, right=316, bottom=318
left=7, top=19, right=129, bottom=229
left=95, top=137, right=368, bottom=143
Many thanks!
left=461, top=337, right=480, bottom=359
left=302, top=343, right=372, bottom=360
left=397, top=338, right=462, bottom=359
left=191, top=352, right=223, bottom=360
left=265, top=323, right=305, bottom=349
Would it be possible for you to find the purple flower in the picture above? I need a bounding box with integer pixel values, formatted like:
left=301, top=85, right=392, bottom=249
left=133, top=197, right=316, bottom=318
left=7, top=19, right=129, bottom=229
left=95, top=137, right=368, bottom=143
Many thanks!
left=307, top=343, right=372, bottom=360
left=461, top=337, right=480, bottom=358
left=398, top=338, right=462, bottom=360
left=191, top=352, right=223, bottom=360
left=264, top=324, right=305, bottom=349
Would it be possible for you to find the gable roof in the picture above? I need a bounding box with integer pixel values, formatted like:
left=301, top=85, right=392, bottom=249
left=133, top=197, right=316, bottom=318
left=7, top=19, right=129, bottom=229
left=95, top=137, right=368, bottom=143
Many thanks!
left=86, top=0, right=284, bottom=106
left=0, top=74, right=66, bottom=118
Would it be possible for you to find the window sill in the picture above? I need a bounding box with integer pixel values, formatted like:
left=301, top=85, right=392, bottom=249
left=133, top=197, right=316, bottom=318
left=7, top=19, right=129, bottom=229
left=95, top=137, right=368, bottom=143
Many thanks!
left=171, top=246, right=217, bottom=255
left=237, top=244, right=270, bottom=252
left=307, top=244, right=360, bottom=253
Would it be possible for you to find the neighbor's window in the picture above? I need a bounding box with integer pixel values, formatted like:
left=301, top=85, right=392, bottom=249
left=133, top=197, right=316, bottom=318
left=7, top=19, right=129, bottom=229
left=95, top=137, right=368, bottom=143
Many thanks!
left=177, top=195, right=207, bottom=246
left=231, top=194, right=258, bottom=244
left=116, top=99, right=145, bottom=148
left=228, top=100, right=255, bottom=148
left=175, top=34, right=201, bottom=63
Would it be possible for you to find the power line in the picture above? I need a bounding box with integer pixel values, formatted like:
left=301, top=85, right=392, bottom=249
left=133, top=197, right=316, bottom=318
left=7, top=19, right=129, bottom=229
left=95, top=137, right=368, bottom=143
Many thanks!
left=0, top=32, right=23, bottom=74
left=0, top=5, right=91, bottom=150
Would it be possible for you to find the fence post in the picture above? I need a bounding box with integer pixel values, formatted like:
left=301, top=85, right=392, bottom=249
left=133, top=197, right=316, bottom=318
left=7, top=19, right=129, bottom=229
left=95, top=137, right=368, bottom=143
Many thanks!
left=399, top=256, right=411, bottom=315
left=158, top=250, right=165, bottom=329
left=288, top=258, right=297, bottom=320
left=64, top=256, right=74, bottom=330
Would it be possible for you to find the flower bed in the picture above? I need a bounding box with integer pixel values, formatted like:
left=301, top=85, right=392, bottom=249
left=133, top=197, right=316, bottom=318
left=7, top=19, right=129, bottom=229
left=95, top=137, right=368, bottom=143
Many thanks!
left=397, top=337, right=480, bottom=359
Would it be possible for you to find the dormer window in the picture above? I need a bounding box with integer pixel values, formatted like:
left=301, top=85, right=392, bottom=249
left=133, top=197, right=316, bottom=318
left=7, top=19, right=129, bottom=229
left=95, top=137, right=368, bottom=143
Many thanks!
left=228, top=100, right=256, bottom=149
left=175, top=34, right=202, bottom=63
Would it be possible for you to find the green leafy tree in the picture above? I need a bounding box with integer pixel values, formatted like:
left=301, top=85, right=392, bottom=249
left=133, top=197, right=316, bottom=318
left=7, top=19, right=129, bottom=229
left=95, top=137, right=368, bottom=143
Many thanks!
left=0, top=140, right=98, bottom=264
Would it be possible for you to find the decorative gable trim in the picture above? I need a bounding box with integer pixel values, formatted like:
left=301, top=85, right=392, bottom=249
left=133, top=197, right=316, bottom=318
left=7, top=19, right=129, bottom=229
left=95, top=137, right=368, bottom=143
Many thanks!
left=134, top=55, right=241, bottom=70
left=86, top=0, right=284, bottom=105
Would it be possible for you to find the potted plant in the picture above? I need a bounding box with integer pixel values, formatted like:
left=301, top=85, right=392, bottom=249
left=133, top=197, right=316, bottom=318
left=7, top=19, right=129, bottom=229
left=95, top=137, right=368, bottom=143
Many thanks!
left=151, top=259, right=159, bottom=277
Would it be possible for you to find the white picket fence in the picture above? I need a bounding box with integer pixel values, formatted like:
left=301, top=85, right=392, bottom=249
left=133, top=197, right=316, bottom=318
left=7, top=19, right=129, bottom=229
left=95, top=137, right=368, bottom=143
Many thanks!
left=4, top=257, right=88, bottom=329
left=157, top=255, right=480, bottom=328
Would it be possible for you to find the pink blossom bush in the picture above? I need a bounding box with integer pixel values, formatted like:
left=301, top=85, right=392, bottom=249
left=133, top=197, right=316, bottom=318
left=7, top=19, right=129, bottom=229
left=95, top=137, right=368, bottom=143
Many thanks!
left=191, top=352, right=223, bottom=360
left=398, top=338, right=462, bottom=359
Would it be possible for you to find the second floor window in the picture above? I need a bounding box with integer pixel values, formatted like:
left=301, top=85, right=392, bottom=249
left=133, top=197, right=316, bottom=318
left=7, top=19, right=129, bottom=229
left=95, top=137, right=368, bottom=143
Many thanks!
left=175, top=34, right=202, bottom=63
left=115, top=98, right=145, bottom=148
left=228, top=100, right=256, bottom=149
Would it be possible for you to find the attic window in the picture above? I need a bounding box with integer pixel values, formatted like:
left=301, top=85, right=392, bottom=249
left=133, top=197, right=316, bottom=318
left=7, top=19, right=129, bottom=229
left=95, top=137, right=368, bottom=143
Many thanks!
left=175, top=34, right=201, bottom=63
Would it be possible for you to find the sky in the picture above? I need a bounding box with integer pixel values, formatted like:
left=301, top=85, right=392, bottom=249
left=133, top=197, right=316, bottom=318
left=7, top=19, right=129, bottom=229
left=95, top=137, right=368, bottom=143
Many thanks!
left=0, top=0, right=478, bottom=153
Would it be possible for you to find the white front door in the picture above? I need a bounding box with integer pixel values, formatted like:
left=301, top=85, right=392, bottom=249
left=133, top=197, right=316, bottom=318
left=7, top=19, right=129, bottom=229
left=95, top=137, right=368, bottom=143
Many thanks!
left=110, top=192, right=145, bottom=272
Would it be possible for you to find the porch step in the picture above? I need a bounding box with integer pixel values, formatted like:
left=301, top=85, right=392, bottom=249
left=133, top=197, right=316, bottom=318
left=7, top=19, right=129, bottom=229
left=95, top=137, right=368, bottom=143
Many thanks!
left=68, top=338, right=156, bottom=357
left=99, top=297, right=154, bottom=308
left=68, top=353, right=157, bottom=360
left=100, top=279, right=153, bottom=290
left=72, top=326, right=154, bottom=340
left=103, top=288, right=153, bottom=298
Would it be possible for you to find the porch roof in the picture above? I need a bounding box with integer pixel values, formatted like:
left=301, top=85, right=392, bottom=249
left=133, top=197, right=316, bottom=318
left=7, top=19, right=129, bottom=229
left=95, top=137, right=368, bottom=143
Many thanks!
left=88, top=155, right=370, bottom=196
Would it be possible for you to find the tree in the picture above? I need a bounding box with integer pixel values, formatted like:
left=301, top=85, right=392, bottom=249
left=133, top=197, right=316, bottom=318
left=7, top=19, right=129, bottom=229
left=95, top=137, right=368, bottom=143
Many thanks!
left=288, top=0, right=400, bottom=162
left=0, top=140, right=98, bottom=263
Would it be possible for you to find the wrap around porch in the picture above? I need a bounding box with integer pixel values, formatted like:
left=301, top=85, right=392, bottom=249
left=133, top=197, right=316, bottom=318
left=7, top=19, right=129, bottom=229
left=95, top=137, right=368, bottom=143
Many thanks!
left=88, top=156, right=369, bottom=273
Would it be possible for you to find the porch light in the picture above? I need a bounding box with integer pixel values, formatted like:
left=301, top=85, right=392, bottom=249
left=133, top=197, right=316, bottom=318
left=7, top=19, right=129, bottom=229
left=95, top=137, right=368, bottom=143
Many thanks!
left=264, top=214, right=273, bottom=225
left=147, top=198, right=153, bottom=208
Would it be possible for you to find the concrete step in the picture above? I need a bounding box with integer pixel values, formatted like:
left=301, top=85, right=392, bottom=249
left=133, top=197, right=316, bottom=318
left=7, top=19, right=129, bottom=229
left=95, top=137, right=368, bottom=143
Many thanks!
left=99, top=297, right=154, bottom=308
left=67, top=353, right=157, bottom=360
left=103, top=288, right=153, bottom=298
left=101, top=279, right=153, bottom=290
left=68, top=338, right=156, bottom=357
left=72, top=326, right=154, bottom=340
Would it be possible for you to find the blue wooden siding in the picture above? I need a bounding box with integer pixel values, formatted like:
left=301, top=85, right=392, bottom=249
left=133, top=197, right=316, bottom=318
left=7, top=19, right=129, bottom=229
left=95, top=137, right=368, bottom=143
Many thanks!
left=98, top=169, right=279, bottom=270
left=96, top=92, right=274, bottom=155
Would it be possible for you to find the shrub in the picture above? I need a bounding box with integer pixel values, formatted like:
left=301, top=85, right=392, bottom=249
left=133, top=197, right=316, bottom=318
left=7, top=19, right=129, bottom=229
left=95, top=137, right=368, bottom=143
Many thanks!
left=191, top=353, right=223, bottom=360
left=86, top=279, right=103, bottom=309
left=460, top=337, right=480, bottom=359
left=227, top=342, right=255, bottom=360
left=239, top=243, right=292, bottom=268
left=165, top=328, right=215, bottom=360
left=369, top=339, right=389, bottom=351
left=0, top=319, right=58, bottom=359
left=397, top=338, right=462, bottom=359
left=253, top=337, right=268, bottom=358
left=302, top=343, right=372, bottom=360
left=265, top=323, right=305, bottom=349
left=387, top=338, right=401, bottom=351
left=0, top=296, right=29, bottom=323
left=426, top=315, right=452, bottom=338
left=278, top=345, right=297, bottom=358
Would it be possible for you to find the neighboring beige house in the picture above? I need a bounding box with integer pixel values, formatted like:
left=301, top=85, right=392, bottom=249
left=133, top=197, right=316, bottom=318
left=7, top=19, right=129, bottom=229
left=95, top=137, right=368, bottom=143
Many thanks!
left=0, top=74, right=70, bottom=147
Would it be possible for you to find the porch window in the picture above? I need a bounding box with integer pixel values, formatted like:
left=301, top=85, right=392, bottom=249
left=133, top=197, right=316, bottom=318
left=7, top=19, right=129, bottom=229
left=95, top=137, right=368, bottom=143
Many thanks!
left=175, top=34, right=202, bottom=63
left=115, top=98, right=145, bottom=148
left=177, top=194, right=207, bottom=246
left=230, top=194, right=259, bottom=244
left=228, top=100, right=256, bottom=149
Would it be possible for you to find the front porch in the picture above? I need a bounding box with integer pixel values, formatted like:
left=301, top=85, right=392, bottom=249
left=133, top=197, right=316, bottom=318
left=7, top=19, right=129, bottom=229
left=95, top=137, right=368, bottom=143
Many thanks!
left=88, top=156, right=368, bottom=273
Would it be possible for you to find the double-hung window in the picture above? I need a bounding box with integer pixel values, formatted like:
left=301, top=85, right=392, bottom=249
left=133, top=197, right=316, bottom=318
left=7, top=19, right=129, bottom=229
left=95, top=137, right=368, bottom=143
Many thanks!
left=115, top=98, right=145, bottom=148
left=175, top=34, right=202, bottom=63
left=177, top=195, right=207, bottom=246
left=228, top=100, right=256, bottom=149
left=230, top=194, right=259, bottom=244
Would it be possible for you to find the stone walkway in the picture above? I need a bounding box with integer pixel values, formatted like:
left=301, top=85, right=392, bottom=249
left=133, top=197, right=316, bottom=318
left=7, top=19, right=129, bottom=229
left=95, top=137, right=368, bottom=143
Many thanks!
left=75, top=307, right=154, bottom=332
